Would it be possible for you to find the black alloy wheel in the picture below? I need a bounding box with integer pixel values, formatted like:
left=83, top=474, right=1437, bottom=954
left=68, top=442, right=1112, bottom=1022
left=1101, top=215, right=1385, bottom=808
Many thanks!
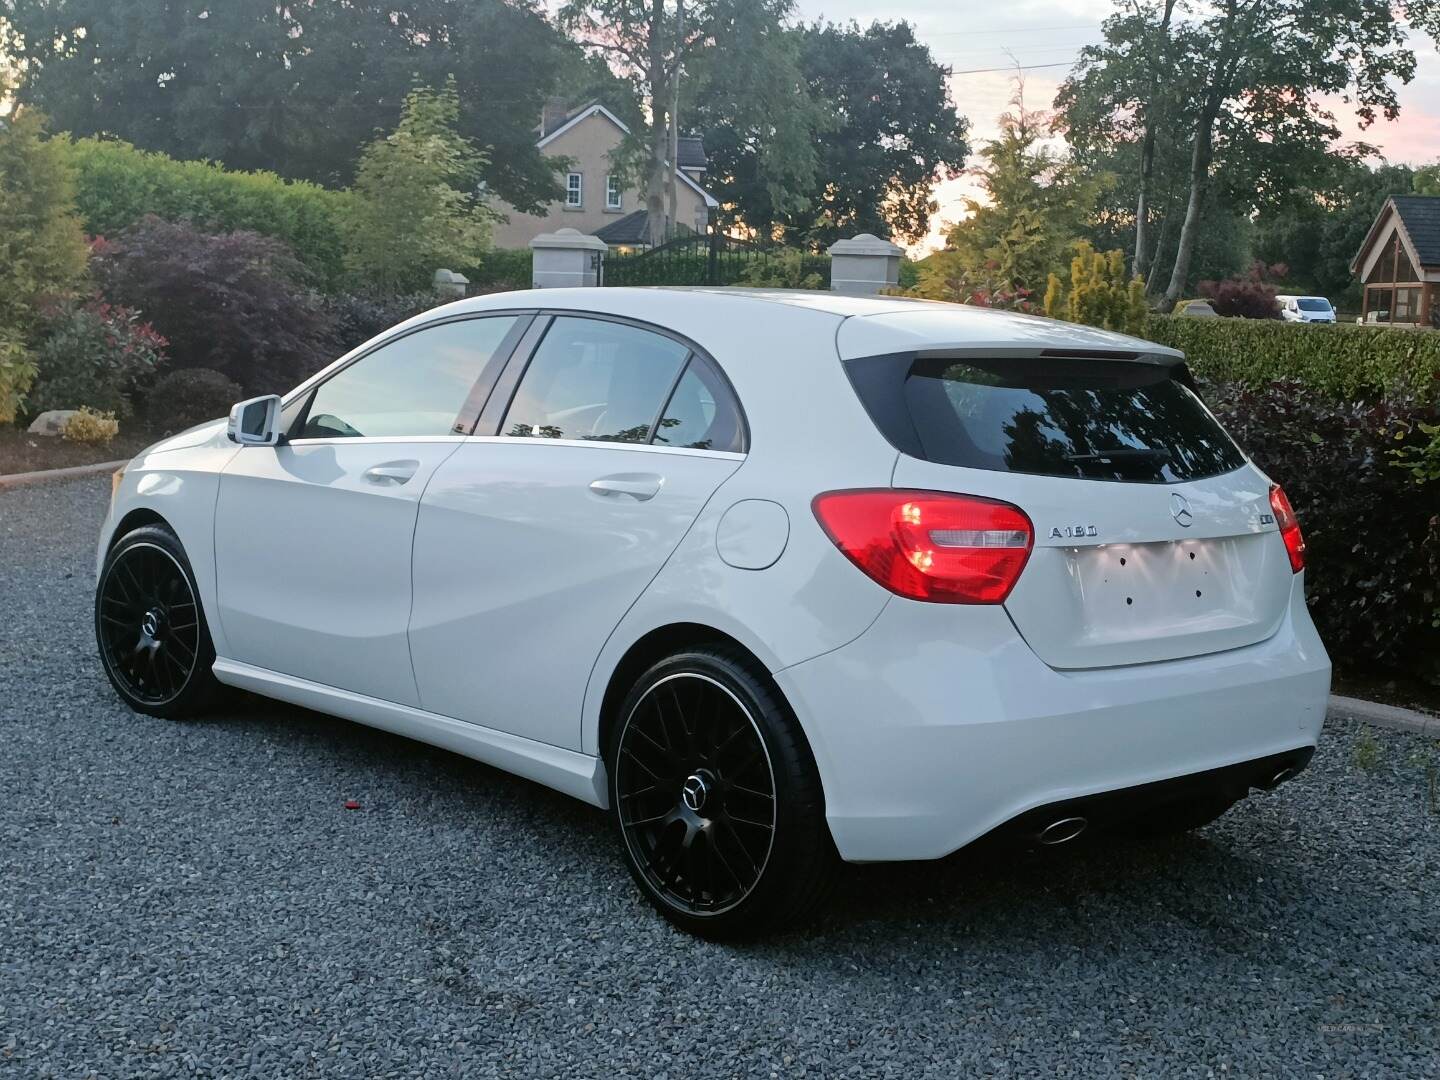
left=608, top=647, right=837, bottom=938
left=615, top=671, right=778, bottom=915
left=96, top=525, right=220, bottom=719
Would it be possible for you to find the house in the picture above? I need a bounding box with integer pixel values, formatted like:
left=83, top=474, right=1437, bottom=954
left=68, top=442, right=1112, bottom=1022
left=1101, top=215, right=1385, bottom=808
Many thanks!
left=489, top=101, right=718, bottom=251
left=1350, top=194, right=1440, bottom=326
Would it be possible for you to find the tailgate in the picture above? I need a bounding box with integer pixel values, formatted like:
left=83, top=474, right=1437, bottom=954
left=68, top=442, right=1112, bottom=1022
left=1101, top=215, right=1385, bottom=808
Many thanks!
left=892, top=457, right=1293, bottom=669
left=840, top=333, right=1296, bottom=669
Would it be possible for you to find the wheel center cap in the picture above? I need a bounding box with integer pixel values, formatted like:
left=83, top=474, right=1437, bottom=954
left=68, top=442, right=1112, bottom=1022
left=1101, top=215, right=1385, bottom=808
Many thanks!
left=141, top=608, right=163, bottom=638
left=681, top=772, right=711, bottom=813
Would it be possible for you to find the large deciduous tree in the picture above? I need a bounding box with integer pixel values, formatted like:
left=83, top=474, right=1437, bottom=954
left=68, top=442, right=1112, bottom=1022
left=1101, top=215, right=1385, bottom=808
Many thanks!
left=1253, top=161, right=1417, bottom=301
left=560, top=0, right=794, bottom=246
left=1055, top=1, right=1195, bottom=282
left=681, top=4, right=824, bottom=238
left=1, top=0, right=575, bottom=210
left=789, top=21, right=969, bottom=246
left=1057, top=0, right=1440, bottom=302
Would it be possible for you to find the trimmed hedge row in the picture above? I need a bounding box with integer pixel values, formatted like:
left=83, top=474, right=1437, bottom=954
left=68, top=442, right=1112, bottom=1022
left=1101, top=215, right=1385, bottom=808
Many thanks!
left=1146, top=315, right=1440, bottom=403
left=63, top=137, right=351, bottom=288
left=605, top=250, right=831, bottom=288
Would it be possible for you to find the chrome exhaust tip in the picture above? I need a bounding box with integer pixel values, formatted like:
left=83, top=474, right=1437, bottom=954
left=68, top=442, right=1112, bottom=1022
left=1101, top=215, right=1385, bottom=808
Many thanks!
left=1037, top=816, right=1088, bottom=846
left=1267, top=767, right=1299, bottom=789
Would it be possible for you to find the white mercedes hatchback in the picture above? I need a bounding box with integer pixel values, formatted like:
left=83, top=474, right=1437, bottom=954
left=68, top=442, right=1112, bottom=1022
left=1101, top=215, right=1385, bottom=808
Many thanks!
left=96, top=288, right=1331, bottom=937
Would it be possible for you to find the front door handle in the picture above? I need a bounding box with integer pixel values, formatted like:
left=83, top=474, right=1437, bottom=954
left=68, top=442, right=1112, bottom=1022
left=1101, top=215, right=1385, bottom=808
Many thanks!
left=589, top=474, right=662, bottom=501
left=363, top=460, right=420, bottom=486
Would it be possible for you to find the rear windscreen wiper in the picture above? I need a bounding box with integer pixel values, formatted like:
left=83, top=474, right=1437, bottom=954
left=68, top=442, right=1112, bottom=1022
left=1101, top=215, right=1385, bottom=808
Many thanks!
left=1064, top=447, right=1169, bottom=463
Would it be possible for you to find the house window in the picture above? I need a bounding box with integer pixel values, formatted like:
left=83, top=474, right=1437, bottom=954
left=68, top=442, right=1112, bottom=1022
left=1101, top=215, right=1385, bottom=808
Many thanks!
left=566, top=173, right=583, bottom=208
left=605, top=175, right=622, bottom=210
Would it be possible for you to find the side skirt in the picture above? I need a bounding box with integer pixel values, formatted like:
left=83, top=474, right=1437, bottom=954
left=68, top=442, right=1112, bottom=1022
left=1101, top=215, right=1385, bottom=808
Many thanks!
left=211, top=658, right=608, bottom=808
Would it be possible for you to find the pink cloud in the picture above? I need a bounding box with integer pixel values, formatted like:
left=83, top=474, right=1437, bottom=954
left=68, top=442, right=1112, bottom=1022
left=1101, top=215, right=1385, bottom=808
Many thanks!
left=1329, top=100, right=1440, bottom=165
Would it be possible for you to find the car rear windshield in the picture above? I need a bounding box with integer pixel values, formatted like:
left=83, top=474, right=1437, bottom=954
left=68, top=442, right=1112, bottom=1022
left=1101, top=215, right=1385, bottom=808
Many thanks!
left=1297, top=298, right=1331, bottom=312
left=845, top=353, right=1246, bottom=484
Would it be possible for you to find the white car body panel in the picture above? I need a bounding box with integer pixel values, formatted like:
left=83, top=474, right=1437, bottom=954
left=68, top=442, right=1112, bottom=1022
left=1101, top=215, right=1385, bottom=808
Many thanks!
left=893, top=456, right=1294, bottom=668
left=213, top=658, right=605, bottom=804
left=213, top=436, right=464, bottom=706
left=778, top=578, right=1327, bottom=861
left=97, top=288, right=1332, bottom=863
left=835, top=304, right=1178, bottom=360
left=97, top=421, right=241, bottom=655
left=409, top=438, right=741, bottom=749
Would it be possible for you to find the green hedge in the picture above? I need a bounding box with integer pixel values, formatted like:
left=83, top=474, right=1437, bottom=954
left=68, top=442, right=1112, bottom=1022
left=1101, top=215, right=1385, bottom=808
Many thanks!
left=604, top=250, right=830, bottom=288
left=1145, top=315, right=1440, bottom=403
left=62, top=137, right=351, bottom=288
left=464, top=248, right=532, bottom=290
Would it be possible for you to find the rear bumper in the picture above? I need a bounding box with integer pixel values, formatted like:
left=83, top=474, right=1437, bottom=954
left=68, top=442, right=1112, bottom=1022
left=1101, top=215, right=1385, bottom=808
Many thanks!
left=977, top=746, right=1313, bottom=846
left=774, top=579, right=1331, bottom=862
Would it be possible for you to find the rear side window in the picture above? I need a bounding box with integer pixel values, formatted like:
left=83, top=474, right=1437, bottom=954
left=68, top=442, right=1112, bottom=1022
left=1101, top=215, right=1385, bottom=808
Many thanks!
left=652, top=356, right=745, bottom=453
left=847, top=354, right=1245, bottom=484
left=503, top=317, right=690, bottom=443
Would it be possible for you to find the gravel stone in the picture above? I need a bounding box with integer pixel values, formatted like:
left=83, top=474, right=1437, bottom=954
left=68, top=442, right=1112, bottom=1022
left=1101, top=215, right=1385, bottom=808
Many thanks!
left=3, top=475, right=1438, bottom=1076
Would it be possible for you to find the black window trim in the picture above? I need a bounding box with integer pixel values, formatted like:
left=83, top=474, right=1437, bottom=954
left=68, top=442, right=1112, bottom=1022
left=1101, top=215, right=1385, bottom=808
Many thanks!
left=643, top=348, right=698, bottom=445
left=477, top=308, right=749, bottom=453
left=282, top=310, right=535, bottom=442
left=842, top=345, right=1246, bottom=486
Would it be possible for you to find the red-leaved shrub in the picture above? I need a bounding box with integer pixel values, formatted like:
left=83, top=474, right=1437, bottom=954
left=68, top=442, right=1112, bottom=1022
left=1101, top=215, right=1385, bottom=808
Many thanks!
left=1198, top=262, right=1287, bottom=319
left=91, top=218, right=331, bottom=395
left=26, top=298, right=168, bottom=418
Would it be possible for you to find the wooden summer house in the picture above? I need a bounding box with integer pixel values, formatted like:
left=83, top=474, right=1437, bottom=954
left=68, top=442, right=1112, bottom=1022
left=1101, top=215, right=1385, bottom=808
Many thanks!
left=1350, top=194, right=1440, bottom=326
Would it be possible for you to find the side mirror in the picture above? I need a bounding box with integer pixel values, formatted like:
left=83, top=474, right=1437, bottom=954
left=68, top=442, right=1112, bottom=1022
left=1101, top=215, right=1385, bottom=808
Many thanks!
left=227, top=395, right=283, bottom=446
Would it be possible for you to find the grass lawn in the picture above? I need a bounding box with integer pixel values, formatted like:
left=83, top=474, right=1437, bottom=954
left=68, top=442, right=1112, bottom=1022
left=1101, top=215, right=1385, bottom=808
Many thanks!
left=0, top=423, right=160, bottom=475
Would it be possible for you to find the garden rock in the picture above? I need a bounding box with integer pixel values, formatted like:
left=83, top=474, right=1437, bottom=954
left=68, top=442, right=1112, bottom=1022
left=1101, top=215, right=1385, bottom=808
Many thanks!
left=26, top=409, right=79, bottom=436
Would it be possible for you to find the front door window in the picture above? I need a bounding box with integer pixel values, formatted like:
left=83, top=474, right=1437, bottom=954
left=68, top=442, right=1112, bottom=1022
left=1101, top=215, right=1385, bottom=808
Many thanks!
left=299, top=317, right=519, bottom=439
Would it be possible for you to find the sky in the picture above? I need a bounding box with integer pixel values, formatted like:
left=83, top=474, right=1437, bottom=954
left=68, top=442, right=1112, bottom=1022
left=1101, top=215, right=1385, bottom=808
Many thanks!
left=791, top=0, right=1440, bottom=253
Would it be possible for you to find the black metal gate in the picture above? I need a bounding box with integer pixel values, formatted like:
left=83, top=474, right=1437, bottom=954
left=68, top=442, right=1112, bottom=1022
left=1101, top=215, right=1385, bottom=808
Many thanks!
left=602, top=230, right=827, bottom=288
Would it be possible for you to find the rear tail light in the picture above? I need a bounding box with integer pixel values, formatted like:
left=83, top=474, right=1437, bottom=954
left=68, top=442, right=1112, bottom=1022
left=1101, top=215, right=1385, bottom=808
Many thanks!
left=812, top=489, right=1034, bottom=603
left=1269, top=484, right=1306, bottom=573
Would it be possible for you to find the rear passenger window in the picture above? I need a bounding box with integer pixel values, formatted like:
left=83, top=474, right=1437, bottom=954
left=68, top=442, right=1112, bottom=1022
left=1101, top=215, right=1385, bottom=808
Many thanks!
left=503, top=317, right=689, bottom=443
left=653, top=357, right=745, bottom=453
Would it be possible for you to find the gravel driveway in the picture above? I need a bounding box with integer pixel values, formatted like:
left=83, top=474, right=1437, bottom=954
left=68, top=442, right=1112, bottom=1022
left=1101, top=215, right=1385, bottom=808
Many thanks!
left=3, top=474, right=1438, bottom=1078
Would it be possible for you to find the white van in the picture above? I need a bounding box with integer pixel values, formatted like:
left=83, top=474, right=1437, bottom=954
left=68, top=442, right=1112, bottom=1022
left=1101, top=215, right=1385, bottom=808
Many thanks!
left=1277, top=295, right=1336, bottom=323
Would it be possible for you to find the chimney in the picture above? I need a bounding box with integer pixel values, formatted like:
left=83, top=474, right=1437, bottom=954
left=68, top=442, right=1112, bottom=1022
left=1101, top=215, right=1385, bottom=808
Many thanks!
left=541, top=98, right=571, bottom=137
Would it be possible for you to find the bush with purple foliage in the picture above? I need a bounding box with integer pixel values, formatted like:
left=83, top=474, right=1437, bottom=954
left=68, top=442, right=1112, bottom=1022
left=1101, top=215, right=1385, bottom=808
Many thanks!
left=1198, top=262, right=1287, bottom=320
left=1204, top=378, right=1440, bottom=683
left=91, top=217, right=330, bottom=395
left=321, top=292, right=442, bottom=357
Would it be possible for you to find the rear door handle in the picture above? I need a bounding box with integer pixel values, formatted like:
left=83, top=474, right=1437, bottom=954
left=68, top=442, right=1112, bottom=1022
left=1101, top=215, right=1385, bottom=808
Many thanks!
left=363, top=460, right=420, bottom=486
left=589, top=474, right=662, bottom=501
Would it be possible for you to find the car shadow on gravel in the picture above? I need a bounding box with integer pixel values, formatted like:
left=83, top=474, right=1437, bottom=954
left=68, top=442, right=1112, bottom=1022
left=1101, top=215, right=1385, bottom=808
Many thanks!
left=828, top=829, right=1289, bottom=929
left=198, top=689, right=608, bottom=832
left=197, top=689, right=1338, bottom=956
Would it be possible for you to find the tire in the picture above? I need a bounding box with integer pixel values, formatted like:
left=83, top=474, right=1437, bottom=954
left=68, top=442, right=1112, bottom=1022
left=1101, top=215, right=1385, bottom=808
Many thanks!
left=607, top=645, right=838, bottom=939
left=95, top=523, right=222, bottom=720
